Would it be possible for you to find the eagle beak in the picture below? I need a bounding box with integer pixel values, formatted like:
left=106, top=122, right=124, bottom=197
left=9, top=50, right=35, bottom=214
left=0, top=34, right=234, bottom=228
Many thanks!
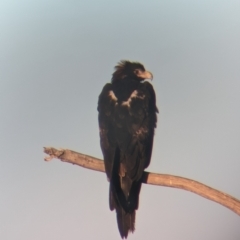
left=146, top=71, right=153, bottom=80
left=138, top=70, right=153, bottom=80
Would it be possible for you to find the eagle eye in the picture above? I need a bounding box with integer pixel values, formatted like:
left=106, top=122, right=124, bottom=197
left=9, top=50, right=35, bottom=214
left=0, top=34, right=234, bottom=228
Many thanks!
left=134, top=69, right=140, bottom=75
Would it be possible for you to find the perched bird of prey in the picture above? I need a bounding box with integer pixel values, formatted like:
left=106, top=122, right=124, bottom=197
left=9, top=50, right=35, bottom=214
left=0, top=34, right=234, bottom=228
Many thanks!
left=98, top=60, right=158, bottom=238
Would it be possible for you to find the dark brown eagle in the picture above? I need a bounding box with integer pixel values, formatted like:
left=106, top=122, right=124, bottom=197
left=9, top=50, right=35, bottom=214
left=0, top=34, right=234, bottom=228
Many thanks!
left=98, top=60, right=158, bottom=238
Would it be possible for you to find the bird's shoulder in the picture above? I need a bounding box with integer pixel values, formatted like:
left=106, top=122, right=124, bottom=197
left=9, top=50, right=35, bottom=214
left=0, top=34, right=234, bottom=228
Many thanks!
left=98, top=80, right=156, bottom=110
left=97, top=83, right=114, bottom=110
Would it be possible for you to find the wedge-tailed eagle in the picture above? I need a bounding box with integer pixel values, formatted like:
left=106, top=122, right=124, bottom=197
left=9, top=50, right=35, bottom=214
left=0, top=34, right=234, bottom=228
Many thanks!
left=98, top=60, right=158, bottom=238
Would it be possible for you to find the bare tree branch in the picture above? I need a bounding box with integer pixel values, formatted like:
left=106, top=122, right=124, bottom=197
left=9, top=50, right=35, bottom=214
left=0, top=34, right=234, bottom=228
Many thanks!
left=44, top=147, right=240, bottom=216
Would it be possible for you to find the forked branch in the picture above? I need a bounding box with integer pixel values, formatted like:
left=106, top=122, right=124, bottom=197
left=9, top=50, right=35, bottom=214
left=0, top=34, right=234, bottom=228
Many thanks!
left=44, top=147, right=240, bottom=216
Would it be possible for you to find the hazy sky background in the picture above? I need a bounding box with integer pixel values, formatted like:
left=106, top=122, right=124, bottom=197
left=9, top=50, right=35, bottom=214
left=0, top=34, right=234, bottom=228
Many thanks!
left=1, top=0, right=240, bottom=239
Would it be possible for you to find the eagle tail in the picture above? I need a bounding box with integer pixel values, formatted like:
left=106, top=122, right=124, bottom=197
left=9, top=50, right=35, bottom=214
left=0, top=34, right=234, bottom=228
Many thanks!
left=109, top=185, right=136, bottom=239
left=109, top=180, right=142, bottom=238
left=116, top=207, right=135, bottom=239
left=109, top=147, right=142, bottom=238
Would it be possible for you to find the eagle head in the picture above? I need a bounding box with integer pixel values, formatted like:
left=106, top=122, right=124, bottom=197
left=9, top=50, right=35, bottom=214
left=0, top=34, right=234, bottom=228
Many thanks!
left=111, top=60, right=153, bottom=82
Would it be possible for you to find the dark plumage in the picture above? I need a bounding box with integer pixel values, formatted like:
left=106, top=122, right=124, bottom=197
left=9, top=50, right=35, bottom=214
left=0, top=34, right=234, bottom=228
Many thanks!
left=98, top=60, right=158, bottom=238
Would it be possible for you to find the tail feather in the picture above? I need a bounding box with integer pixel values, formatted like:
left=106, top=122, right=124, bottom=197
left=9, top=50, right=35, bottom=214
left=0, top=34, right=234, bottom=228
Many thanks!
left=116, top=206, right=135, bottom=239
left=109, top=180, right=142, bottom=238
left=109, top=147, right=142, bottom=238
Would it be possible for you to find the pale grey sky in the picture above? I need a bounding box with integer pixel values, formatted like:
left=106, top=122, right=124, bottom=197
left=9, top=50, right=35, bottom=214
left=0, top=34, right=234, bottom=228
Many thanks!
left=1, top=0, right=240, bottom=239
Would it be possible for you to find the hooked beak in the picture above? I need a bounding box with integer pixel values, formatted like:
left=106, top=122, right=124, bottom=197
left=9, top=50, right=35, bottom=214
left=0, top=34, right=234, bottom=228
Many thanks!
left=137, top=70, right=153, bottom=80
